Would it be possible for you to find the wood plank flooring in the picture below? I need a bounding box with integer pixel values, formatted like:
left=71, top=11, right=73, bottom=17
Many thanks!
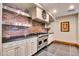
left=34, top=43, right=79, bottom=56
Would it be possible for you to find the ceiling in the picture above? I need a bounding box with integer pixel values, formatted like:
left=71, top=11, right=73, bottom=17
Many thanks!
left=41, top=3, right=79, bottom=17
left=3, top=3, right=79, bottom=18
left=3, top=3, right=35, bottom=11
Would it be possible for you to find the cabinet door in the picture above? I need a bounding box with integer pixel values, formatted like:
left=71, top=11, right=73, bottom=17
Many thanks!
left=31, top=39, right=37, bottom=55
left=3, top=46, right=20, bottom=56
left=7, top=49, right=17, bottom=56
left=18, top=43, right=27, bottom=56
left=26, top=37, right=37, bottom=56
left=48, top=34, right=54, bottom=44
left=26, top=40, right=32, bottom=56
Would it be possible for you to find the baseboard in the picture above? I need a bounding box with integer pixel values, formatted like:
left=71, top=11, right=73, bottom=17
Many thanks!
left=52, top=40, right=79, bottom=47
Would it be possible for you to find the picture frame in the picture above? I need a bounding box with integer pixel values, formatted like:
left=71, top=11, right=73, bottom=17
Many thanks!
left=61, top=21, right=70, bottom=32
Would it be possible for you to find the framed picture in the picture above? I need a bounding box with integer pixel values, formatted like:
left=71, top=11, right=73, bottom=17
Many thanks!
left=61, top=21, right=70, bottom=32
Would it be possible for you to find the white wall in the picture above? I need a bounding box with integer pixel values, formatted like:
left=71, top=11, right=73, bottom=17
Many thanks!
left=51, top=14, right=78, bottom=43
left=0, top=3, right=2, bottom=56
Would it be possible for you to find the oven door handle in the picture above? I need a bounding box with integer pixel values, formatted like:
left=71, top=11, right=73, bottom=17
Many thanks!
left=44, top=39, right=47, bottom=42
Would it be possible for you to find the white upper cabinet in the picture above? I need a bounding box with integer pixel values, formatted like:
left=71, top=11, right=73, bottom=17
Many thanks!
left=31, top=7, right=49, bottom=23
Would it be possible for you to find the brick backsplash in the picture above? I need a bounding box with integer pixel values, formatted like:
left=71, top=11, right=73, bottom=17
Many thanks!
left=2, top=25, right=31, bottom=38
left=2, top=10, right=46, bottom=38
left=2, top=10, right=32, bottom=37
left=3, top=10, right=32, bottom=25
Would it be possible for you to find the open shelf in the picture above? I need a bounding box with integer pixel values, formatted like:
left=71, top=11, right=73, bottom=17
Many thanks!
left=3, top=5, right=31, bottom=17
left=2, top=21, right=32, bottom=27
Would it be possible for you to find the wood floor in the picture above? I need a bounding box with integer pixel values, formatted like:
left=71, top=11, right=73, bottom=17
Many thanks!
left=34, top=43, right=79, bottom=56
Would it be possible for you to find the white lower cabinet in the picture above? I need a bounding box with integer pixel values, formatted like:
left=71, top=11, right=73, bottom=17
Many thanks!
left=3, top=37, right=38, bottom=56
left=26, top=37, right=37, bottom=56
left=48, top=34, right=55, bottom=44
left=3, top=46, right=20, bottom=56
left=3, top=40, right=27, bottom=56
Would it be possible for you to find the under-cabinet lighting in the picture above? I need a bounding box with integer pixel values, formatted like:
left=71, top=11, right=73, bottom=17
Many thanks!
left=19, top=23, right=22, bottom=26
left=17, top=10, right=21, bottom=14
left=21, top=12, right=25, bottom=15
left=15, top=23, right=18, bottom=25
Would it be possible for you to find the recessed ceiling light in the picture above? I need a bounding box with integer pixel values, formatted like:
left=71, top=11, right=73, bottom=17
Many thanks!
left=53, top=9, right=57, bottom=13
left=69, top=5, right=75, bottom=10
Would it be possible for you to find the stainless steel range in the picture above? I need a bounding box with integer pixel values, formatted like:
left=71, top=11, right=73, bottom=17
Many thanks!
left=37, top=33, right=48, bottom=51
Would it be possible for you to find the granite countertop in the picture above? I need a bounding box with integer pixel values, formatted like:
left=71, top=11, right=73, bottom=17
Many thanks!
left=2, top=32, right=48, bottom=43
left=2, top=33, right=38, bottom=43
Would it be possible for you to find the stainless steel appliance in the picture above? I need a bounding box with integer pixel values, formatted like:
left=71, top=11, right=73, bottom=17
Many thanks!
left=37, top=33, right=48, bottom=51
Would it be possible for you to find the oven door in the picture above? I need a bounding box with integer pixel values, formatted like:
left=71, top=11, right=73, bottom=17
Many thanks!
left=43, top=38, right=48, bottom=46
left=37, top=40, right=42, bottom=51
left=37, top=36, right=48, bottom=51
left=37, top=37, right=45, bottom=51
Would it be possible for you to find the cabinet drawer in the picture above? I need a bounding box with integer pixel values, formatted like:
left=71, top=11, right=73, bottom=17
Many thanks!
left=3, top=46, right=20, bottom=56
